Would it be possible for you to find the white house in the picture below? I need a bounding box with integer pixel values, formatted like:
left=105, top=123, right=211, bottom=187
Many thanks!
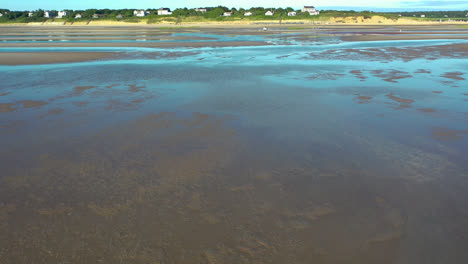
left=44, top=11, right=56, bottom=18
left=265, top=11, right=274, bottom=16
left=0, top=13, right=3, bottom=17
left=92, top=14, right=101, bottom=19
left=75, top=14, right=82, bottom=19
left=223, top=12, right=232, bottom=17
left=28, top=12, right=33, bottom=17
left=158, top=8, right=172, bottom=15
left=134, top=10, right=147, bottom=17
left=302, top=6, right=320, bottom=15
left=288, top=11, right=297, bottom=16
left=57, top=11, right=69, bottom=18
left=421, top=14, right=425, bottom=18
left=194, top=8, right=207, bottom=13
left=116, top=14, right=124, bottom=19
left=244, top=12, right=253, bottom=16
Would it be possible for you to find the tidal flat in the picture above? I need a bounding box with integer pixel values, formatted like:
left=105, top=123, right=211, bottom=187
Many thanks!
left=0, top=25, right=468, bottom=264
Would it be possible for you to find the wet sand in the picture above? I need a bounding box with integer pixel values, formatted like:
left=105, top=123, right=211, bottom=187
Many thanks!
left=0, top=52, right=116, bottom=65
left=0, top=41, right=271, bottom=49
left=341, top=34, right=468, bottom=41
left=1, top=24, right=468, bottom=264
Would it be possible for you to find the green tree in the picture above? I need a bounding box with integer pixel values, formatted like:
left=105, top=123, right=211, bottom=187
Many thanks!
left=203, top=7, right=226, bottom=18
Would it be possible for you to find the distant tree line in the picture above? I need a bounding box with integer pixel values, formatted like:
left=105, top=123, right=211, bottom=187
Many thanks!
left=1, top=6, right=467, bottom=23
left=390, top=11, right=468, bottom=18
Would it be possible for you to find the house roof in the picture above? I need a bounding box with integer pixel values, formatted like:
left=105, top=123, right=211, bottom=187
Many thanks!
left=304, top=6, right=316, bottom=8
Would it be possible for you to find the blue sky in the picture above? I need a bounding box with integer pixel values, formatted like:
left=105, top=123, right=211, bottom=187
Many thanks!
left=1, top=0, right=467, bottom=11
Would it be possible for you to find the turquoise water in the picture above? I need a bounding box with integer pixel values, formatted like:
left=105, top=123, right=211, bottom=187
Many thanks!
left=1, top=33, right=468, bottom=263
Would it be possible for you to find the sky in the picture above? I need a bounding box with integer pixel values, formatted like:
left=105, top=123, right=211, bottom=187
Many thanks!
left=1, top=0, right=467, bottom=11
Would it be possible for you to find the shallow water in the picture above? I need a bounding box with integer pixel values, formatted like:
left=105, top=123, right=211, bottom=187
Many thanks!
left=1, top=30, right=468, bottom=264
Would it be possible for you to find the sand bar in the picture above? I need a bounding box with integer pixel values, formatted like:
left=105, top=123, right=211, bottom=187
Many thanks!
left=0, top=52, right=116, bottom=65
left=0, top=41, right=270, bottom=48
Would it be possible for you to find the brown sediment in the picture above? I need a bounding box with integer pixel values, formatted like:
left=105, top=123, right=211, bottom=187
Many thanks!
left=307, top=73, right=346, bottom=81
left=105, top=84, right=120, bottom=88
left=105, top=99, right=135, bottom=111
left=371, top=69, right=412, bottom=83
left=73, top=86, right=96, bottom=94
left=415, top=69, right=431, bottom=74
left=0, top=103, right=15, bottom=113
left=350, top=70, right=367, bottom=81
left=355, top=95, right=373, bottom=104
left=38, top=108, right=65, bottom=119
left=431, top=127, right=468, bottom=141
left=441, top=71, right=465, bottom=81
left=20, top=100, right=48, bottom=108
left=386, top=94, right=414, bottom=104
left=0, top=92, right=11, bottom=97
left=128, top=84, right=145, bottom=92
left=418, top=108, right=436, bottom=113
left=432, top=91, right=443, bottom=94
left=72, top=101, right=88, bottom=107
left=0, top=41, right=271, bottom=49
left=308, top=44, right=468, bottom=63
left=134, top=51, right=201, bottom=60
left=47, top=108, right=64, bottom=115
left=0, top=52, right=117, bottom=65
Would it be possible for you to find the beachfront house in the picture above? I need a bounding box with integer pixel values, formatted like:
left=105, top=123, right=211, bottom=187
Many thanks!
left=288, top=11, right=297, bottom=16
left=75, top=14, right=82, bottom=19
left=421, top=14, right=425, bottom=18
left=158, top=8, right=172, bottom=15
left=194, top=8, right=208, bottom=13
left=244, top=12, right=253, bottom=16
left=92, top=14, right=101, bottom=19
left=28, top=12, right=33, bottom=17
left=116, top=14, right=124, bottom=19
left=223, top=12, right=232, bottom=17
left=302, top=6, right=320, bottom=15
left=0, top=13, right=3, bottom=17
left=265, top=11, right=274, bottom=16
left=133, top=10, right=147, bottom=17
left=57, top=11, right=69, bottom=18
left=44, top=11, right=56, bottom=18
